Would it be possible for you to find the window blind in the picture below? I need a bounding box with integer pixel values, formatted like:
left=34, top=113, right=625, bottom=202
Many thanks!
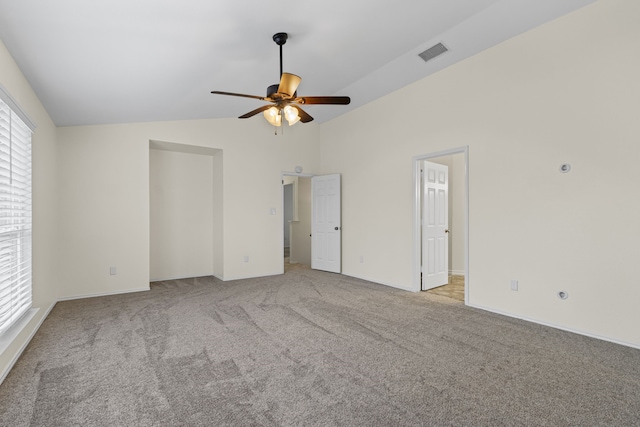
left=0, top=98, right=32, bottom=336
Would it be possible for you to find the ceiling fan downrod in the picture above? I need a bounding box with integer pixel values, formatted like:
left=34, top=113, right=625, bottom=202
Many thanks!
left=273, top=32, right=288, bottom=78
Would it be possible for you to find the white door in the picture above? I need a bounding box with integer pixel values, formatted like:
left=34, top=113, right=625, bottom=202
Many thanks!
left=422, top=161, right=449, bottom=290
left=311, top=174, right=341, bottom=273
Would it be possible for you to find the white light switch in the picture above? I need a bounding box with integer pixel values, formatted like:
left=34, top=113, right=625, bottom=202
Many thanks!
left=510, top=279, right=518, bottom=291
left=110, top=266, right=117, bottom=276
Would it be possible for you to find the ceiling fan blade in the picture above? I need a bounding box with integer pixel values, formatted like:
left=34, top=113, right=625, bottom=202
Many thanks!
left=239, top=104, right=273, bottom=119
left=295, top=96, right=351, bottom=105
left=278, top=73, right=302, bottom=97
left=211, top=91, right=266, bottom=101
left=295, top=106, right=314, bottom=123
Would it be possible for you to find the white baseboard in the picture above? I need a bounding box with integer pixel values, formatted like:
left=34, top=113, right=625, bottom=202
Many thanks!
left=449, top=270, right=465, bottom=277
left=0, top=301, right=56, bottom=385
left=58, top=286, right=150, bottom=302
left=219, top=271, right=283, bottom=282
left=150, top=274, right=218, bottom=283
left=342, top=272, right=416, bottom=292
left=469, top=302, right=640, bottom=350
left=154, top=273, right=228, bottom=282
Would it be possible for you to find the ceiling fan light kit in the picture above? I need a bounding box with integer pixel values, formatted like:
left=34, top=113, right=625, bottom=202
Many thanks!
left=211, top=32, right=350, bottom=132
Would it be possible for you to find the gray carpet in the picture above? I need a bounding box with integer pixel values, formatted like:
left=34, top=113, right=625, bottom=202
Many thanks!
left=1, top=263, right=639, bottom=426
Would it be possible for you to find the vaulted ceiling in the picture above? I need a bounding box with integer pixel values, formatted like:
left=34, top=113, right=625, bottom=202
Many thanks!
left=0, top=0, right=595, bottom=127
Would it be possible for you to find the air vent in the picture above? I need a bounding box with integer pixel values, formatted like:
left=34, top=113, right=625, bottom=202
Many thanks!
left=418, top=43, right=448, bottom=63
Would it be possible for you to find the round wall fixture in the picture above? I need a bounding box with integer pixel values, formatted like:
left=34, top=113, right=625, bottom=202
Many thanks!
left=295, top=166, right=303, bottom=173
left=557, top=291, right=569, bottom=300
left=559, top=163, right=571, bottom=173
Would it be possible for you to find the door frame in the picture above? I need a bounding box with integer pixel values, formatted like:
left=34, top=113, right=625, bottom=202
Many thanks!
left=280, top=171, right=314, bottom=274
left=412, top=146, right=469, bottom=304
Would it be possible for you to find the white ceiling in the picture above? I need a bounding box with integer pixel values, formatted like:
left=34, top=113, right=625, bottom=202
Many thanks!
left=0, top=0, right=595, bottom=127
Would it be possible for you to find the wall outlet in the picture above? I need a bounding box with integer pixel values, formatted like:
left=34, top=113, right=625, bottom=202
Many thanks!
left=359, top=255, right=364, bottom=263
left=510, top=279, right=518, bottom=291
left=270, top=208, right=276, bottom=215
left=110, top=266, right=117, bottom=276
left=243, top=256, right=249, bottom=263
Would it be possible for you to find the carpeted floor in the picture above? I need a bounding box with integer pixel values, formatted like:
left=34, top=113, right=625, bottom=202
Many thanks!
left=1, top=264, right=639, bottom=426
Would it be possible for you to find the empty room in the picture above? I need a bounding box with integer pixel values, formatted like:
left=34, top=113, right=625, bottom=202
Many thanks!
left=1, top=0, right=639, bottom=425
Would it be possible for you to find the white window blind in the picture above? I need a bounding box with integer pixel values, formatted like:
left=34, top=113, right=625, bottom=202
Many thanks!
left=0, top=97, right=32, bottom=336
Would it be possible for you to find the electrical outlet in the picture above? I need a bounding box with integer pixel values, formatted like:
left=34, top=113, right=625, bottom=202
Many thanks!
left=110, top=266, right=117, bottom=276
left=510, top=279, right=518, bottom=291
left=243, top=256, right=249, bottom=263
left=359, top=256, right=364, bottom=263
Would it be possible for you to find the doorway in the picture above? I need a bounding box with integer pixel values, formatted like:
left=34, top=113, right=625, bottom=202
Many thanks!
left=413, top=147, right=469, bottom=304
left=281, top=174, right=313, bottom=272
left=283, top=183, right=294, bottom=259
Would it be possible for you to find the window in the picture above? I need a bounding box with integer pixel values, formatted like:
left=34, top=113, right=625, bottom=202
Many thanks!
left=0, top=96, right=33, bottom=337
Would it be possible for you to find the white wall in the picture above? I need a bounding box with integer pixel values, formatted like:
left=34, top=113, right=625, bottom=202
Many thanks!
left=150, top=148, right=214, bottom=281
left=0, top=40, right=59, bottom=379
left=56, top=124, right=151, bottom=299
left=56, top=118, right=321, bottom=296
left=319, top=0, right=640, bottom=347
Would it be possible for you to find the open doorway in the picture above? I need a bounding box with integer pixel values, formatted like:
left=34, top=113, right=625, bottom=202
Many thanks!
left=282, top=174, right=313, bottom=271
left=283, top=183, right=294, bottom=260
left=413, top=147, right=469, bottom=304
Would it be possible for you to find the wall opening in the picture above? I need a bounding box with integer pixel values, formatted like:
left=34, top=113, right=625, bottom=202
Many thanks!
left=281, top=173, right=313, bottom=273
left=149, top=140, right=223, bottom=281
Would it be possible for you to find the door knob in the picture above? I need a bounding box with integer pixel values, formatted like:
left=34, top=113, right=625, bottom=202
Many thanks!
left=445, top=229, right=450, bottom=233
left=334, top=227, right=340, bottom=231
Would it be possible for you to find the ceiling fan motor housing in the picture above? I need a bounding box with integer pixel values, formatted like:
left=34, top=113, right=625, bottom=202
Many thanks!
left=266, top=84, right=297, bottom=99
left=267, top=84, right=279, bottom=98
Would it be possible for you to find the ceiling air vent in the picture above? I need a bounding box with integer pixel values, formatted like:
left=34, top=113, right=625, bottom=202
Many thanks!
left=418, top=43, right=448, bottom=63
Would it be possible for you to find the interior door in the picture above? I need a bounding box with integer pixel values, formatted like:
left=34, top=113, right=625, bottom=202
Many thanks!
left=422, top=161, right=449, bottom=290
left=311, top=174, right=341, bottom=273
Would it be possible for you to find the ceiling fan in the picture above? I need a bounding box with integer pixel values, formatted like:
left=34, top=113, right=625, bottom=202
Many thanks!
left=211, top=32, right=350, bottom=127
